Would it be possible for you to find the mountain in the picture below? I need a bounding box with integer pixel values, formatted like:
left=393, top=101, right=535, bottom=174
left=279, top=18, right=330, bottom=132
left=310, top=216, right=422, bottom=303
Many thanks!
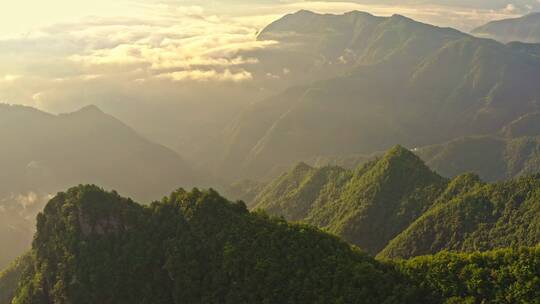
left=380, top=173, right=540, bottom=259
left=302, top=133, right=540, bottom=183
left=218, top=10, right=540, bottom=180
left=6, top=185, right=424, bottom=304
left=4, top=185, right=540, bottom=304
left=354, top=0, right=540, bottom=10
left=472, top=13, right=540, bottom=43
left=253, top=146, right=448, bottom=255
left=0, top=104, right=200, bottom=201
left=0, top=104, right=201, bottom=270
left=299, top=112, right=540, bottom=182
left=253, top=146, right=540, bottom=258
left=416, top=134, right=540, bottom=182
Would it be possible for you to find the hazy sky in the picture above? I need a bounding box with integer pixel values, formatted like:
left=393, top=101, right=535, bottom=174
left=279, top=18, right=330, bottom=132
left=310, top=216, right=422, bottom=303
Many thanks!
left=1, top=0, right=537, bottom=35
left=0, top=0, right=537, bottom=114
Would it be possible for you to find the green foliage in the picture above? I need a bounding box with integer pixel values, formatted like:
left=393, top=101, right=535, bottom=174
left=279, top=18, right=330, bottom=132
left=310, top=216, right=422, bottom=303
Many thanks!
left=398, top=247, right=540, bottom=303
left=255, top=145, right=540, bottom=260
left=7, top=185, right=540, bottom=304
left=380, top=174, right=540, bottom=259
left=253, top=146, right=448, bottom=255
left=11, top=185, right=424, bottom=304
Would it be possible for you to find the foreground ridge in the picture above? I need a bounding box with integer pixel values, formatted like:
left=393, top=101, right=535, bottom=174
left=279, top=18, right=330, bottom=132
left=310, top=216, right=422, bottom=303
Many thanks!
left=2, top=185, right=540, bottom=303
left=6, top=185, right=422, bottom=304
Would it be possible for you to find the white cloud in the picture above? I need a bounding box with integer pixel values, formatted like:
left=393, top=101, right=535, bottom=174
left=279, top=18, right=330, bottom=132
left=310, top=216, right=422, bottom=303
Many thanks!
left=158, top=69, right=253, bottom=82
left=0, top=0, right=532, bottom=113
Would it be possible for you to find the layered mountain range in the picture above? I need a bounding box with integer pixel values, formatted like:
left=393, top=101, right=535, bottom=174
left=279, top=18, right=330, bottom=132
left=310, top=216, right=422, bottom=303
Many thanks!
left=473, top=12, right=540, bottom=43
left=216, top=10, right=540, bottom=180
left=4, top=9, right=540, bottom=304
left=251, top=146, right=540, bottom=258
left=302, top=112, right=540, bottom=183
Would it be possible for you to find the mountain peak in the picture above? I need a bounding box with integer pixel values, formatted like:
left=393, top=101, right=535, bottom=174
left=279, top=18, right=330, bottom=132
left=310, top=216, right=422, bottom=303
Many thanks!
left=390, top=14, right=413, bottom=22
left=383, top=145, right=418, bottom=162
left=76, top=104, right=104, bottom=115
left=292, top=161, right=313, bottom=172
left=60, top=104, right=106, bottom=119
left=376, top=145, right=441, bottom=184
left=293, top=9, right=315, bottom=16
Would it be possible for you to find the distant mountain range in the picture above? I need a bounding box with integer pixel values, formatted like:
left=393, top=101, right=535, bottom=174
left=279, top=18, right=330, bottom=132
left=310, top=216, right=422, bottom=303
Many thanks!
left=298, top=112, right=540, bottom=183
left=0, top=104, right=202, bottom=270
left=473, top=13, right=540, bottom=43
left=250, top=146, right=540, bottom=258
left=217, top=10, right=540, bottom=180
left=0, top=104, right=200, bottom=202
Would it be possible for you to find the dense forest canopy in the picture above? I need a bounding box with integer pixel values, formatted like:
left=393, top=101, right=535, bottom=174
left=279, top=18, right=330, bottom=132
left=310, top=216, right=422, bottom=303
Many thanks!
left=3, top=185, right=540, bottom=304
left=252, top=146, right=540, bottom=258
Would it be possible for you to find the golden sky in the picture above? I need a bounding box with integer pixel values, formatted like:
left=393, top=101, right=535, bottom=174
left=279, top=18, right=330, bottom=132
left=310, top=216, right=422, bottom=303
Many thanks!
left=0, top=0, right=142, bottom=35
left=0, top=0, right=531, bottom=113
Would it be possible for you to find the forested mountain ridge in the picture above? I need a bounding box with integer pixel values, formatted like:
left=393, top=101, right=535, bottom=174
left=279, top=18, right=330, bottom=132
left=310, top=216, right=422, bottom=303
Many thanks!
left=472, top=12, right=540, bottom=43
left=218, top=10, right=540, bottom=180
left=252, top=146, right=540, bottom=258
left=5, top=185, right=426, bottom=304
left=253, top=146, right=448, bottom=255
left=3, top=185, right=540, bottom=304
left=380, top=173, right=540, bottom=259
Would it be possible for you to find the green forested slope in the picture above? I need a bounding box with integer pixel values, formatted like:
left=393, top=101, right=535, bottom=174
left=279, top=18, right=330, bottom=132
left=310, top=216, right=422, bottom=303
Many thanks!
left=4, top=185, right=540, bottom=304
left=380, top=174, right=540, bottom=259
left=254, top=146, right=540, bottom=259
left=398, top=247, right=540, bottom=303
left=253, top=146, right=448, bottom=255
left=9, top=185, right=423, bottom=304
